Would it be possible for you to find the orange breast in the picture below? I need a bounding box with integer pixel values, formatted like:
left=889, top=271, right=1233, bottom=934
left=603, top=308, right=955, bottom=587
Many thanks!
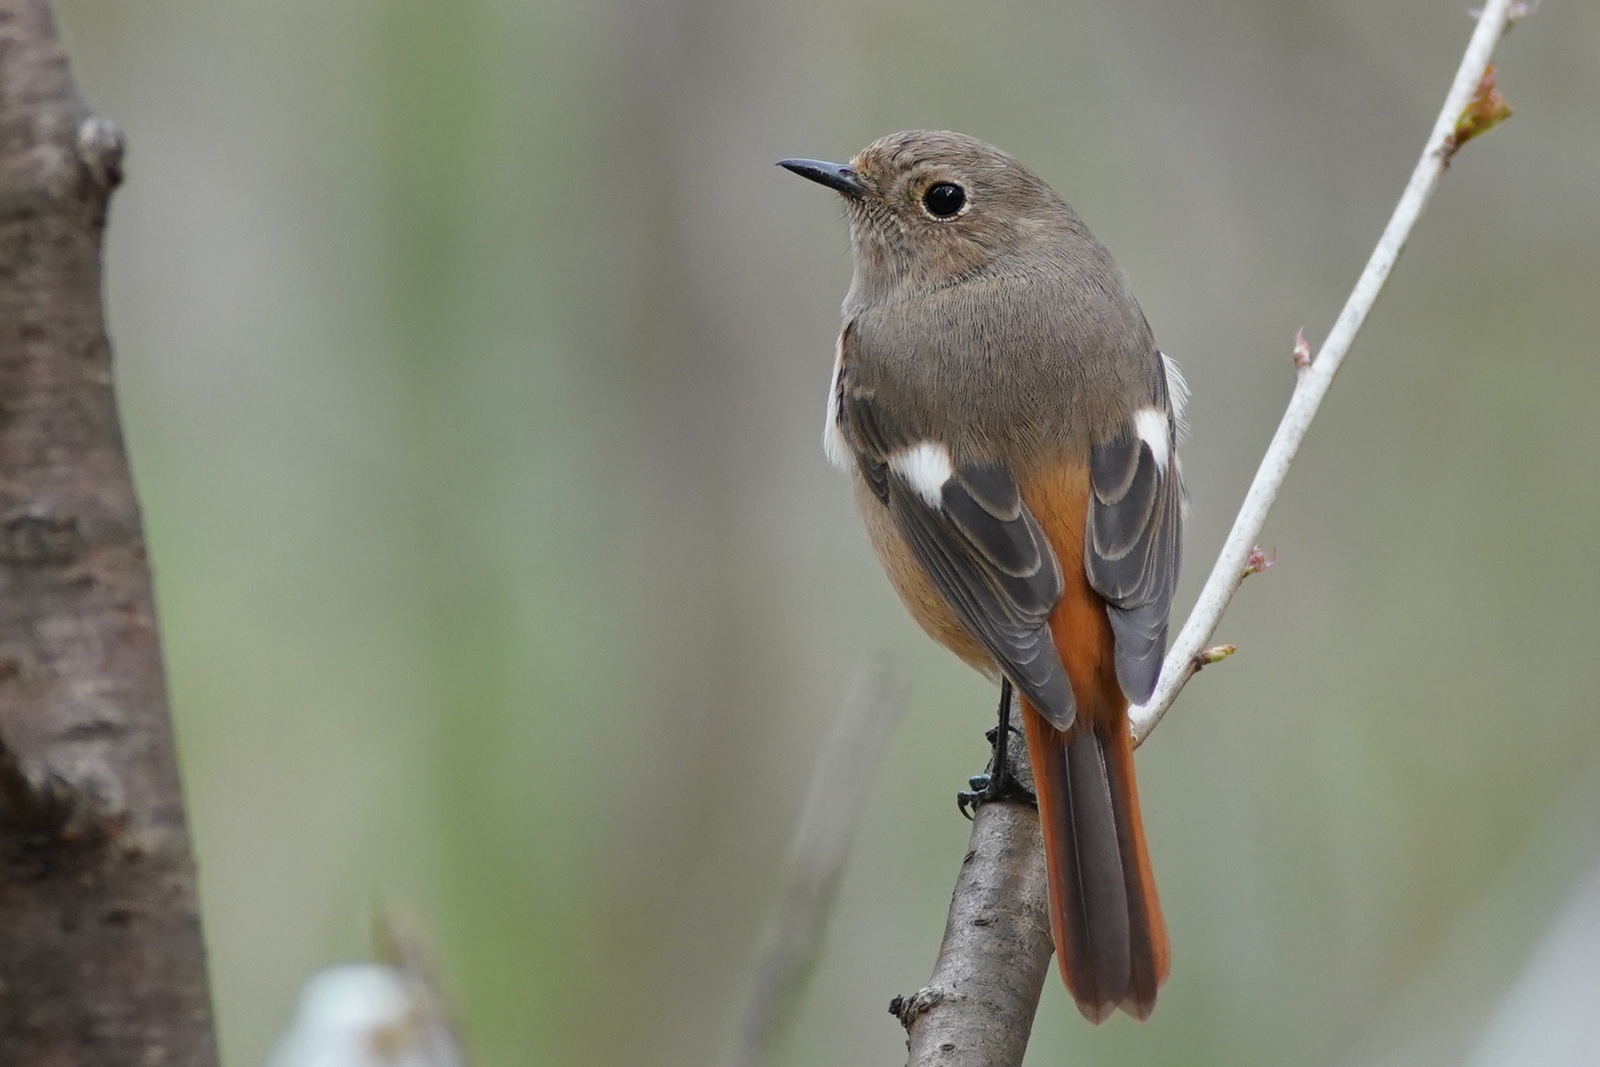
left=852, top=473, right=1000, bottom=680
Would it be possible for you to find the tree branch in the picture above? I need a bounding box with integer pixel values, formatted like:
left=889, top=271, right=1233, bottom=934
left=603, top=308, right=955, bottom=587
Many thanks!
left=1128, top=0, right=1524, bottom=746
left=904, top=1, right=1527, bottom=1062
left=0, top=2, right=218, bottom=1062
left=894, top=695, right=1052, bottom=1067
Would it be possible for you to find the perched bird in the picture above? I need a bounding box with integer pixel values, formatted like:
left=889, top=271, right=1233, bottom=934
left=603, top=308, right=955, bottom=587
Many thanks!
left=781, top=131, right=1185, bottom=1022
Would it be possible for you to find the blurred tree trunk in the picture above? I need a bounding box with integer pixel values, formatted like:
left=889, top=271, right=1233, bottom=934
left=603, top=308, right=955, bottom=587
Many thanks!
left=0, top=2, right=218, bottom=1063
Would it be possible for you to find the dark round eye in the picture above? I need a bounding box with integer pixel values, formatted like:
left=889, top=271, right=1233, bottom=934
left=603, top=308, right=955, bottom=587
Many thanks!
left=923, top=182, right=966, bottom=218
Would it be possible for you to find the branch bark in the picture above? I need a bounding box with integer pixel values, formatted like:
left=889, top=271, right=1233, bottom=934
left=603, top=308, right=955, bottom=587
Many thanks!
left=894, top=702, right=1051, bottom=1067
left=904, top=1, right=1526, bottom=1062
left=0, top=2, right=219, bottom=1063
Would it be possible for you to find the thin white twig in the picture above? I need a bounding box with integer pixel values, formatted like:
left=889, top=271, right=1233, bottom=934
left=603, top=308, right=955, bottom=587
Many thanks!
left=1129, top=0, right=1521, bottom=746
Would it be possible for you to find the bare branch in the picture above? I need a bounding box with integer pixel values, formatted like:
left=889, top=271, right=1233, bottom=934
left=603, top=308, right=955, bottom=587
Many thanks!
left=897, top=700, right=1050, bottom=1067
left=1129, top=0, right=1525, bottom=747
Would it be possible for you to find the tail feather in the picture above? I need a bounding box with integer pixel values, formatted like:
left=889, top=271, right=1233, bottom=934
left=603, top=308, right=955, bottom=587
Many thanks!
left=1023, top=698, right=1168, bottom=1023
left=1106, top=707, right=1168, bottom=1018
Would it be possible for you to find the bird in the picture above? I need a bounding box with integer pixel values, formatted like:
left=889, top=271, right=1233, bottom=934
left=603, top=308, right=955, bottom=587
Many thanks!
left=780, top=130, right=1185, bottom=1023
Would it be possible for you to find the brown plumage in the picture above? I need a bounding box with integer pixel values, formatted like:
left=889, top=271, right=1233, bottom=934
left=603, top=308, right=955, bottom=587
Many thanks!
left=783, top=130, right=1183, bottom=1022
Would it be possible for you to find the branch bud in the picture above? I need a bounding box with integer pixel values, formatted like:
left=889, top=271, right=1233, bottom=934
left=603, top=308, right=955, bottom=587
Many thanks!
left=1243, top=545, right=1277, bottom=578
left=1293, top=328, right=1312, bottom=370
left=1444, top=65, right=1513, bottom=159
left=1190, top=645, right=1237, bottom=671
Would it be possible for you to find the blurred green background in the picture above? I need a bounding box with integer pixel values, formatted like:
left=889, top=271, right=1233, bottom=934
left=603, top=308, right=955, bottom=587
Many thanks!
left=49, top=0, right=1600, bottom=1064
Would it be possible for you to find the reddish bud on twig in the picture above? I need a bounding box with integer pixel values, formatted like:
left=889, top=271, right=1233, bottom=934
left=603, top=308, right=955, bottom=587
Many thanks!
left=1243, top=545, right=1277, bottom=578
left=1292, top=329, right=1312, bottom=371
left=1444, top=66, right=1513, bottom=159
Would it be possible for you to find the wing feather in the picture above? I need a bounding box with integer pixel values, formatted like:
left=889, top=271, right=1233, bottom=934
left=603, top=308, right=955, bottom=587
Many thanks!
left=842, top=389, right=1076, bottom=729
left=1085, top=405, right=1182, bottom=703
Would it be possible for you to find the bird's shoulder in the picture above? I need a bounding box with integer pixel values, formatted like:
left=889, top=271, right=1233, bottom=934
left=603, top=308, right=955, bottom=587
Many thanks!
left=838, top=266, right=1160, bottom=462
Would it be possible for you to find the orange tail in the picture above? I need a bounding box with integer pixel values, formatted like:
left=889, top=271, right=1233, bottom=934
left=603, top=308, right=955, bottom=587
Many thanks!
left=1022, top=698, right=1169, bottom=1023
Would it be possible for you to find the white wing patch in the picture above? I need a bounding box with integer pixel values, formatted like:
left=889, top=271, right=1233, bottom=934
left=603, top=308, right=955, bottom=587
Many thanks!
left=822, top=335, right=851, bottom=471
left=1133, top=407, right=1171, bottom=473
left=1160, top=352, right=1190, bottom=442
left=888, top=442, right=953, bottom=508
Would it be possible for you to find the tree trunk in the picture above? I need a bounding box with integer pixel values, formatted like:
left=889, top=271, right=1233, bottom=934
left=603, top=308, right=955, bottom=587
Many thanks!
left=0, top=2, right=219, bottom=1062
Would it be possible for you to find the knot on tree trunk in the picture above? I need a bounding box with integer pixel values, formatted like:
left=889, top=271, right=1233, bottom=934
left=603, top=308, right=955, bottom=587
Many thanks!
left=890, top=986, right=948, bottom=1030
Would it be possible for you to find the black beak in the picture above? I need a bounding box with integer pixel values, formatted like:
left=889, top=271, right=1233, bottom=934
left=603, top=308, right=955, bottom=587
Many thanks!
left=778, top=158, right=866, bottom=198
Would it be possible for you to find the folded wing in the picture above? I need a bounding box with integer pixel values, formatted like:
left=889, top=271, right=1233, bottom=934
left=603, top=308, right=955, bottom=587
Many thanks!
left=1084, top=405, right=1182, bottom=704
left=842, top=387, right=1076, bottom=729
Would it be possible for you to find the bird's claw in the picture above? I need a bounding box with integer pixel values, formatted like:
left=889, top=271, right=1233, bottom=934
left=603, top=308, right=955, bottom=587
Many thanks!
left=956, top=759, right=1036, bottom=820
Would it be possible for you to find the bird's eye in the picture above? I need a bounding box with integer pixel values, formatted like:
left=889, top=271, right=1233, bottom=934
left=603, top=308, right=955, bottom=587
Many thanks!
left=922, top=182, right=967, bottom=218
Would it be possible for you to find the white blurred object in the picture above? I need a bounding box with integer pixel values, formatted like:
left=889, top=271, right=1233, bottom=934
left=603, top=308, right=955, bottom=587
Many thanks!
left=1469, top=858, right=1600, bottom=1067
left=267, top=964, right=465, bottom=1067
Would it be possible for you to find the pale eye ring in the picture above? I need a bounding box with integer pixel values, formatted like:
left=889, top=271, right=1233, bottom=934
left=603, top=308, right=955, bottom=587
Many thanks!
left=922, top=182, right=967, bottom=219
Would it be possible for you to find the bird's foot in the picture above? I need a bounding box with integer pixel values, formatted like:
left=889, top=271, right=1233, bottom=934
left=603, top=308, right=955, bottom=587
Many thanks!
left=957, top=724, right=1036, bottom=819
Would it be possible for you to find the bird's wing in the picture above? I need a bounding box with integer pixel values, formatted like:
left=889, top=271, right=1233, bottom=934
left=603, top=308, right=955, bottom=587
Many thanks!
left=836, top=355, right=1076, bottom=729
left=1084, top=388, right=1183, bottom=704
